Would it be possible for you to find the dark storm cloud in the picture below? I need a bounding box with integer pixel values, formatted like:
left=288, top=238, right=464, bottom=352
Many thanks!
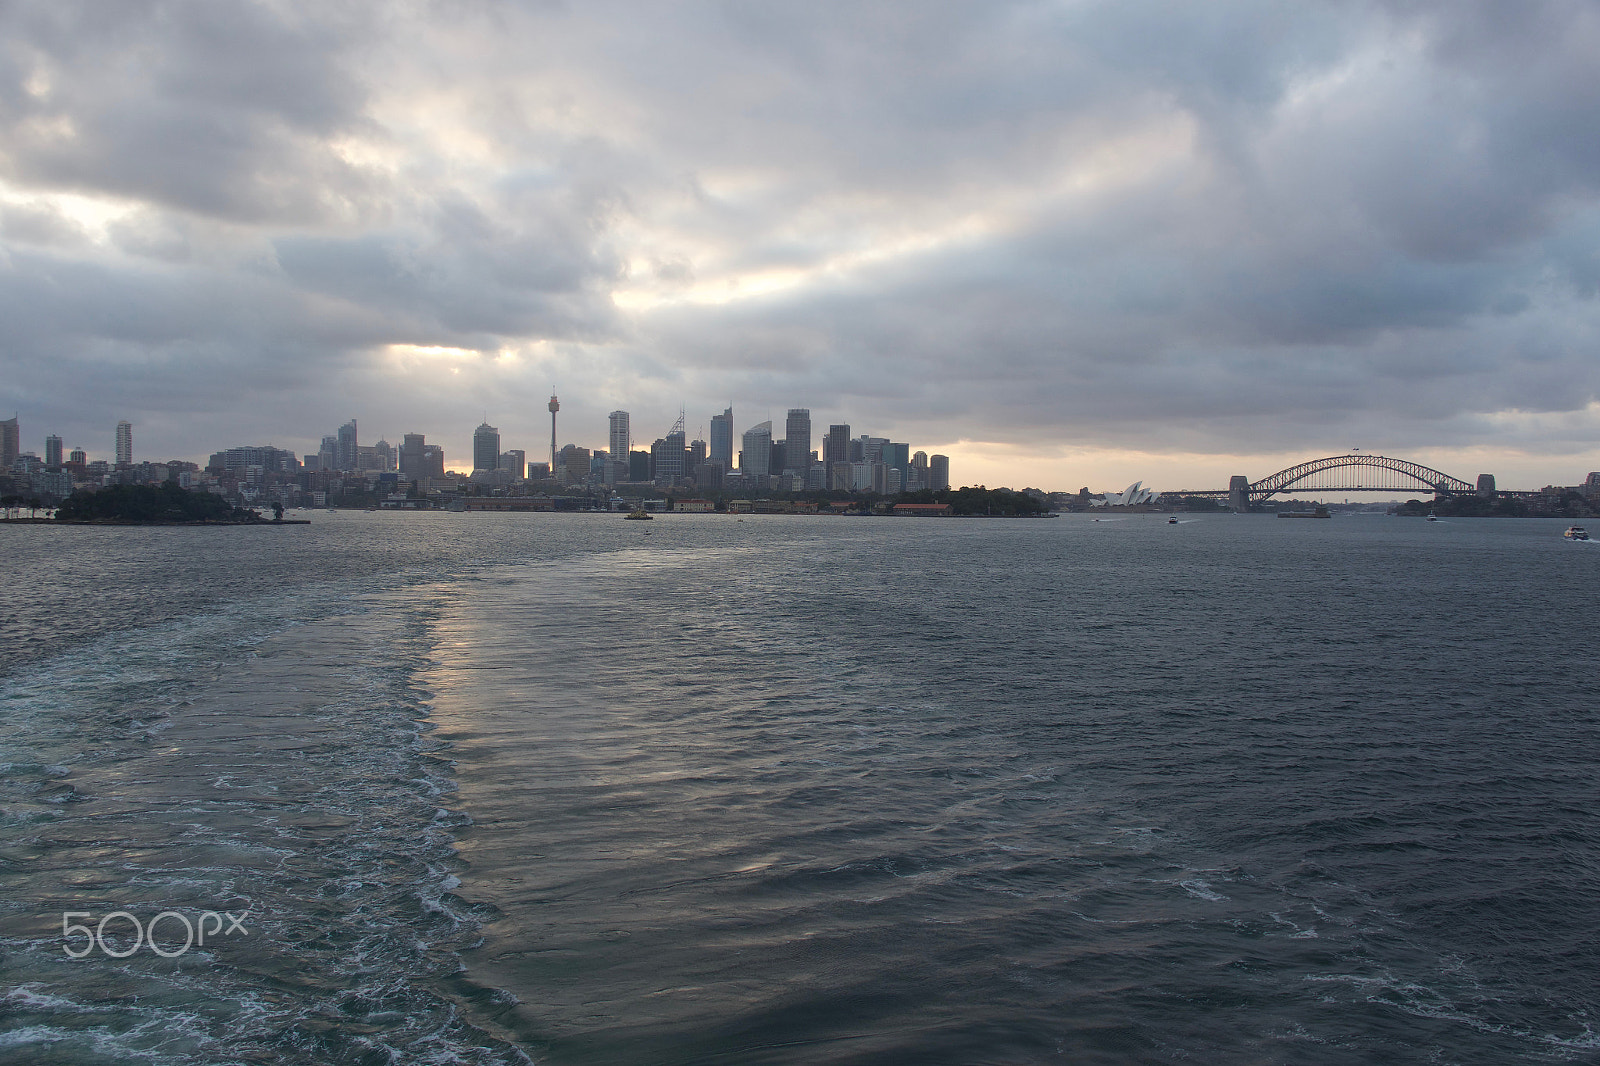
left=0, top=0, right=376, bottom=222
left=1, top=0, right=1598, bottom=469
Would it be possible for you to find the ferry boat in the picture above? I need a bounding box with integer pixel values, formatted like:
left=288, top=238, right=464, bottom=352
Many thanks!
left=1426, top=512, right=1438, bottom=521
left=1564, top=525, right=1590, bottom=540
left=624, top=507, right=652, bottom=521
left=1167, top=516, right=1179, bottom=524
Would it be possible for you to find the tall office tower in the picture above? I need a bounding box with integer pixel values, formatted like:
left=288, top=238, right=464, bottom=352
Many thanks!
left=501, top=449, right=526, bottom=479
left=400, top=433, right=426, bottom=476
left=688, top=438, right=707, bottom=479
left=421, top=445, right=446, bottom=478
left=473, top=422, right=501, bottom=471
left=629, top=450, right=650, bottom=482
left=770, top=440, right=786, bottom=476
left=548, top=395, right=560, bottom=474
left=784, top=409, right=811, bottom=475
left=609, top=410, right=630, bottom=463
left=929, top=454, right=950, bottom=491
left=884, top=443, right=910, bottom=493
left=115, top=420, right=133, bottom=465
left=649, top=437, right=678, bottom=482
left=370, top=439, right=395, bottom=472
left=334, top=420, right=358, bottom=471
left=709, top=407, right=733, bottom=466
left=909, top=450, right=928, bottom=491
left=0, top=417, right=17, bottom=471
left=664, top=429, right=687, bottom=481
left=319, top=435, right=338, bottom=471
left=69, top=448, right=86, bottom=466
left=824, top=425, right=850, bottom=466
left=560, top=445, right=591, bottom=483
left=45, top=435, right=63, bottom=468
left=741, top=422, right=771, bottom=477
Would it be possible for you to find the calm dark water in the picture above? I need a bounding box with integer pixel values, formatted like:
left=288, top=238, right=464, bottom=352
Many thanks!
left=2, top=512, right=1597, bottom=1064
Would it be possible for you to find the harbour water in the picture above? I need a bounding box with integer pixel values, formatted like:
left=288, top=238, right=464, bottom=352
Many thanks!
left=2, top=512, right=1597, bottom=1064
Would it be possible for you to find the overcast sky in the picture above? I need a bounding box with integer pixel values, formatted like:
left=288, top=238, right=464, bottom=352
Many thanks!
left=3, top=0, right=1599, bottom=490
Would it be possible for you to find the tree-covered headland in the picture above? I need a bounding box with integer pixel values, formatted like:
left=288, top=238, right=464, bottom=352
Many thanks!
left=54, top=483, right=265, bottom=524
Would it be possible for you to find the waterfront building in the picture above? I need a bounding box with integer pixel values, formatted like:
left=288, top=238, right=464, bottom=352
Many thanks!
left=335, top=420, right=358, bottom=471
left=115, top=420, right=134, bottom=466
left=710, top=407, right=733, bottom=467
left=741, top=421, right=772, bottom=478
left=784, top=409, right=811, bottom=476
left=0, top=416, right=18, bottom=471
left=473, top=422, right=501, bottom=472
left=44, top=435, right=62, bottom=468
left=208, top=445, right=299, bottom=473
left=929, top=454, right=950, bottom=491
left=608, top=411, right=630, bottom=463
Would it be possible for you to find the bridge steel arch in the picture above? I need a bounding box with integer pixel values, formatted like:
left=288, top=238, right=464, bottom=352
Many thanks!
left=1249, top=454, right=1475, bottom=501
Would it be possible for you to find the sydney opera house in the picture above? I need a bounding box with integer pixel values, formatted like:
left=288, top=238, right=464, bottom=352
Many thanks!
left=1099, top=481, right=1162, bottom=507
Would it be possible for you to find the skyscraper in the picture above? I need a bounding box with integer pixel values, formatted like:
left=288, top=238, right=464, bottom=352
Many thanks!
left=709, top=407, right=733, bottom=467
left=609, top=411, right=630, bottom=463
left=473, top=422, right=501, bottom=471
left=44, top=435, right=62, bottom=468
left=336, top=420, right=358, bottom=471
left=0, top=417, right=18, bottom=471
left=884, top=442, right=910, bottom=493
left=115, top=421, right=133, bottom=466
left=824, top=425, right=850, bottom=466
left=501, top=449, right=526, bottom=479
left=741, top=421, right=772, bottom=477
left=784, top=409, right=811, bottom=475
left=929, top=454, right=950, bottom=491
left=400, top=433, right=427, bottom=475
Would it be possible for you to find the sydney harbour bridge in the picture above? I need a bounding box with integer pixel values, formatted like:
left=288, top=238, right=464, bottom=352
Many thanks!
left=1168, top=454, right=1497, bottom=509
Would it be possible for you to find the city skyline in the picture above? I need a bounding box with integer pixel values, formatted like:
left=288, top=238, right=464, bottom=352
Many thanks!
left=10, top=404, right=1600, bottom=498
left=3, top=5, right=1598, bottom=493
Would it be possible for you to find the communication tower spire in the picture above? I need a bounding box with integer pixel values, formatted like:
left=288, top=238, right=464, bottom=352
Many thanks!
left=548, top=392, right=560, bottom=476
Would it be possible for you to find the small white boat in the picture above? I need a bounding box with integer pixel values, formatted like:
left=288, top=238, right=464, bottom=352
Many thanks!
left=1426, top=512, right=1438, bottom=521
left=1167, top=516, right=1179, bottom=524
left=1564, top=525, right=1590, bottom=541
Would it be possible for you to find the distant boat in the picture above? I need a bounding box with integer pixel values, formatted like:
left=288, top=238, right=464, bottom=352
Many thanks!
left=624, top=508, right=652, bottom=521
left=1427, top=511, right=1438, bottom=521
left=1168, top=516, right=1179, bottom=524
left=1564, top=525, right=1589, bottom=540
